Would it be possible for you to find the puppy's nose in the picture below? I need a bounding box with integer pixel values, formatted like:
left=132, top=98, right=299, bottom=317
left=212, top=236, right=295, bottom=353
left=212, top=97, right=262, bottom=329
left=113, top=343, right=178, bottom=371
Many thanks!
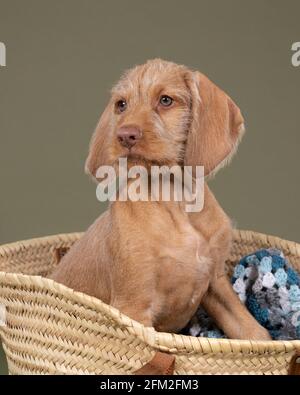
left=117, top=125, right=142, bottom=148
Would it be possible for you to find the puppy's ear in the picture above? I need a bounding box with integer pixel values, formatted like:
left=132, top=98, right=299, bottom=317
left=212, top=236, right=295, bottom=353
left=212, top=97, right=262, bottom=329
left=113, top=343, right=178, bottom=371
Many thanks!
left=85, top=103, right=112, bottom=179
left=185, top=71, right=245, bottom=177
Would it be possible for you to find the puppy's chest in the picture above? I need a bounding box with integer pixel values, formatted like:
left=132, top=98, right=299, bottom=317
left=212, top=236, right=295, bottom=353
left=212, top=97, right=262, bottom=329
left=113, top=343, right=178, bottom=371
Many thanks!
left=115, top=201, right=209, bottom=272
left=154, top=229, right=211, bottom=293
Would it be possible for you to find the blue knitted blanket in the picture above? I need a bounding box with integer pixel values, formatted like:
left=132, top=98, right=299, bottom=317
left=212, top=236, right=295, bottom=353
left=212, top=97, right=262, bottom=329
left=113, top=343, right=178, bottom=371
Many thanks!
left=184, top=248, right=300, bottom=340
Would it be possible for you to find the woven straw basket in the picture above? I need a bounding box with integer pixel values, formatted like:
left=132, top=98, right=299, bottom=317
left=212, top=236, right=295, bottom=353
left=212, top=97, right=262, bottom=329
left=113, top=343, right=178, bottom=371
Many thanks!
left=0, top=229, right=300, bottom=375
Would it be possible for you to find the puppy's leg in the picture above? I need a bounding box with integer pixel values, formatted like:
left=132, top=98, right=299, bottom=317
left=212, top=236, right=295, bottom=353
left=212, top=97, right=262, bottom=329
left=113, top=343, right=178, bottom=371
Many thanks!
left=202, top=275, right=271, bottom=340
left=111, top=300, right=153, bottom=328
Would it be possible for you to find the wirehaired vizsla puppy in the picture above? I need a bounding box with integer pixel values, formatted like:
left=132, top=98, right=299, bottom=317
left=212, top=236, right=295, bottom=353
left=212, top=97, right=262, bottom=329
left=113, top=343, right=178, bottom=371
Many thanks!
left=51, top=59, right=271, bottom=340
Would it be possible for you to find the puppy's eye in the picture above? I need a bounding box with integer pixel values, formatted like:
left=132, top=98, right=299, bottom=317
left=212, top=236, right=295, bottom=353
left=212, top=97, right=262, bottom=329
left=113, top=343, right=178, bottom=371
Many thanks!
left=159, top=95, right=173, bottom=107
left=115, top=99, right=127, bottom=113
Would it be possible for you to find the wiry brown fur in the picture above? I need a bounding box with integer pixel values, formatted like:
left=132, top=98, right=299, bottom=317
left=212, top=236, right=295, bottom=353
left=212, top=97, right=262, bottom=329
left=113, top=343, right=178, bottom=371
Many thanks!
left=50, top=59, right=270, bottom=339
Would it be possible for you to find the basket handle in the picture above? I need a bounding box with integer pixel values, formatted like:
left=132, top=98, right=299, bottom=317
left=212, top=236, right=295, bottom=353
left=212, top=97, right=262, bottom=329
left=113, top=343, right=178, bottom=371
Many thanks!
left=136, top=350, right=300, bottom=375
left=289, top=352, right=300, bottom=375
left=135, top=352, right=175, bottom=375
left=55, top=247, right=70, bottom=263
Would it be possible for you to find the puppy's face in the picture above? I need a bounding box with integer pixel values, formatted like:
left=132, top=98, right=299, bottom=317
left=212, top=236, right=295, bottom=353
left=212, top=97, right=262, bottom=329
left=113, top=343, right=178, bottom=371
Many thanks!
left=86, top=59, right=245, bottom=178
left=109, top=62, right=190, bottom=167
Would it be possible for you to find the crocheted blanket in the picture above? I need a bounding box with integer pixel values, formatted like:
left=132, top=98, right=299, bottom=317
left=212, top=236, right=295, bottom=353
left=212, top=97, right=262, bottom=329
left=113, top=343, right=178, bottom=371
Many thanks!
left=183, top=248, right=300, bottom=340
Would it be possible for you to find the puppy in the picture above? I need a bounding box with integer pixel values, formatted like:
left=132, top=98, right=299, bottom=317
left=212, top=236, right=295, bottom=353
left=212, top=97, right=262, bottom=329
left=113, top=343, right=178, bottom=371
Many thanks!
left=51, top=59, right=270, bottom=340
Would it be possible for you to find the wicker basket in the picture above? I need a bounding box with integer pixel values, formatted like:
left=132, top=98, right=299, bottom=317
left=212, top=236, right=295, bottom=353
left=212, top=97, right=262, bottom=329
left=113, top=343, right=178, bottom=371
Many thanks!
left=0, top=229, right=300, bottom=375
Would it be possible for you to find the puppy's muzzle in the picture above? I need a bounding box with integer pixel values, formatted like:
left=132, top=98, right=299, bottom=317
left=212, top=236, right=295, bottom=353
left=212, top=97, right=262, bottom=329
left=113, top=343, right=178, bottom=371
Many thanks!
left=117, top=125, right=142, bottom=149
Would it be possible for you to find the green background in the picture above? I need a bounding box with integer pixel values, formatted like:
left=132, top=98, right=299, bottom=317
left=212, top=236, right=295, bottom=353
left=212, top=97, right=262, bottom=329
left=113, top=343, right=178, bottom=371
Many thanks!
left=0, top=0, right=299, bottom=375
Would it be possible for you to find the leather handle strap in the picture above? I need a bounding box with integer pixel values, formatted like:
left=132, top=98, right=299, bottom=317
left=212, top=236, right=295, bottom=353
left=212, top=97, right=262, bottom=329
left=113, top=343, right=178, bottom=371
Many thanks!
left=135, top=352, right=175, bottom=375
left=55, top=247, right=70, bottom=264
left=289, top=352, right=300, bottom=375
left=137, top=350, right=300, bottom=375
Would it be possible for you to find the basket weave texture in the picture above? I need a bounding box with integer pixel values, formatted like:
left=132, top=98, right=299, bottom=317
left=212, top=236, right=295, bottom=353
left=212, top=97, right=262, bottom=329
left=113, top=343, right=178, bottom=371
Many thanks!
left=0, top=229, right=300, bottom=375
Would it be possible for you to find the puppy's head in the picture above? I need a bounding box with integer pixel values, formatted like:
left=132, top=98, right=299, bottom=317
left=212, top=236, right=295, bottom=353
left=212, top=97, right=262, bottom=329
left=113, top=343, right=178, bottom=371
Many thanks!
left=86, top=59, right=244, bottom=178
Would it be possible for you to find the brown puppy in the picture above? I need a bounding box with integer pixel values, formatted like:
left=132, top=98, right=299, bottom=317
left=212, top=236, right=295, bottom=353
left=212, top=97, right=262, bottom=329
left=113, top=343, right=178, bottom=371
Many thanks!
left=51, top=59, right=270, bottom=340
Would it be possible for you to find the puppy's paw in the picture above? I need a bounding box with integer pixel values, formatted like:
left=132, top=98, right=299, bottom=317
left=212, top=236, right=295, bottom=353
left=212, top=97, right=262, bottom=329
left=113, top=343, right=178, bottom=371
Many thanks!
left=241, top=325, right=272, bottom=341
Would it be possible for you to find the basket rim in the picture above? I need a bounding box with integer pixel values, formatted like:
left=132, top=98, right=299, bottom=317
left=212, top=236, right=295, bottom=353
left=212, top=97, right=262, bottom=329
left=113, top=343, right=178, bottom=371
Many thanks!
left=1, top=229, right=300, bottom=355
left=1, top=228, right=300, bottom=258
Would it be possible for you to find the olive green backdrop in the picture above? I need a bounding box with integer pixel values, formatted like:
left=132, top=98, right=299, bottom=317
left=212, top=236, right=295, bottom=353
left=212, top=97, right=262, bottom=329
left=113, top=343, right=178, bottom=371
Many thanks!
left=0, top=0, right=299, bottom=374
